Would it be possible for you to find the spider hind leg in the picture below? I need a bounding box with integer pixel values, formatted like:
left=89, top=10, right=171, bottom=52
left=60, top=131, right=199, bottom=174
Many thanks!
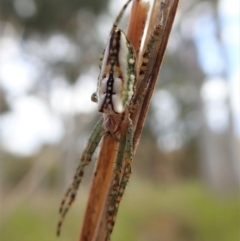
left=57, top=118, right=104, bottom=236
left=106, top=118, right=134, bottom=240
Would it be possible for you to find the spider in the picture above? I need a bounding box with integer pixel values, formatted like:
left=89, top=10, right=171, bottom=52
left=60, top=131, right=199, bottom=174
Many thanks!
left=57, top=0, right=166, bottom=239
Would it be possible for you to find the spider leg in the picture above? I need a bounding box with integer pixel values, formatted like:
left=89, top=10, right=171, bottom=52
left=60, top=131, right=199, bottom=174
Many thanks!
left=110, top=0, right=132, bottom=35
left=106, top=118, right=134, bottom=240
left=129, top=3, right=166, bottom=114
left=57, top=118, right=104, bottom=236
left=106, top=133, right=126, bottom=234
left=138, top=1, right=166, bottom=77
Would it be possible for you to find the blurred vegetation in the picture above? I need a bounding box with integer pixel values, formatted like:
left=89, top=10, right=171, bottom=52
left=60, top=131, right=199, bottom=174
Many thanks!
left=0, top=181, right=239, bottom=241
left=0, top=0, right=239, bottom=240
left=0, top=0, right=109, bottom=32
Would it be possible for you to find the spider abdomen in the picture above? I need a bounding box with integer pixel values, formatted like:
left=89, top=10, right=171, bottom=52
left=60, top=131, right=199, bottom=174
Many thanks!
left=97, top=29, right=136, bottom=115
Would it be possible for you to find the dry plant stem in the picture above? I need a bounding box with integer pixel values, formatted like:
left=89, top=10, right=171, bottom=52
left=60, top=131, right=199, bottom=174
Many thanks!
left=79, top=135, right=119, bottom=241
left=127, top=0, right=149, bottom=53
left=93, top=2, right=149, bottom=241
left=79, top=0, right=179, bottom=240
left=133, top=0, right=179, bottom=151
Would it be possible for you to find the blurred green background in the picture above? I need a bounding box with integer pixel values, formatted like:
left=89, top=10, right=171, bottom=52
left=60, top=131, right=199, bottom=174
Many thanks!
left=0, top=0, right=239, bottom=241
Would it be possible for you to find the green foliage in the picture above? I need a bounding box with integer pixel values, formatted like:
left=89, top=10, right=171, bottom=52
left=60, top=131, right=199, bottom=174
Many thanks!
left=112, top=180, right=240, bottom=241
left=1, top=181, right=239, bottom=241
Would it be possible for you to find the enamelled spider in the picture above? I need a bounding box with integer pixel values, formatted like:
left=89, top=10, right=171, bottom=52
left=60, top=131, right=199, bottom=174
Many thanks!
left=57, top=0, right=166, bottom=240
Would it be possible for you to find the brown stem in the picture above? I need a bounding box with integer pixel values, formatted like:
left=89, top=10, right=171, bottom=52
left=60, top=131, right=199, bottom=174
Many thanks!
left=133, top=0, right=179, bottom=151
left=79, top=135, right=118, bottom=241
left=78, top=0, right=179, bottom=240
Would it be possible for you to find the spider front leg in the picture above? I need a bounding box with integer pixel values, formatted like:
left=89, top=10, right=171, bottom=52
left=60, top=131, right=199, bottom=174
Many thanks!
left=57, top=118, right=104, bottom=236
left=106, top=118, right=134, bottom=240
